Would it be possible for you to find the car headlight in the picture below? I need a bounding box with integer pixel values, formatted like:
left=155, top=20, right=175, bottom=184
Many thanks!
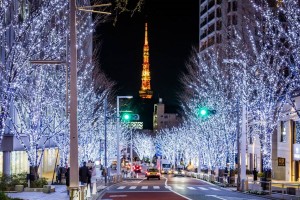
left=162, top=170, right=165, bottom=173
left=182, top=171, right=185, bottom=174
left=174, top=171, right=178, bottom=174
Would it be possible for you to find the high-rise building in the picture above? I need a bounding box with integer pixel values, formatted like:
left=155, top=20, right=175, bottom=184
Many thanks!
left=139, top=23, right=153, bottom=99
left=199, top=0, right=252, bottom=52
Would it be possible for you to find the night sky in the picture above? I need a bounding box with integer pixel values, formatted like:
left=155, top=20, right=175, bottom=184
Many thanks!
left=96, top=0, right=199, bottom=129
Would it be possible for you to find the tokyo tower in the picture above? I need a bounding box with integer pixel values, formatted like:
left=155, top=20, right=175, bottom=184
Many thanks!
left=139, top=23, right=153, bottom=99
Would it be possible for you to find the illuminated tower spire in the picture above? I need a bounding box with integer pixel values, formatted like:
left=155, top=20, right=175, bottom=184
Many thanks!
left=139, top=23, right=153, bottom=99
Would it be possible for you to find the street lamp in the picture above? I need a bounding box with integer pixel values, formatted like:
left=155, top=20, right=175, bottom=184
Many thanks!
left=68, top=2, right=111, bottom=198
left=116, top=96, right=133, bottom=176
left=223, top=59, right=247, bottom=191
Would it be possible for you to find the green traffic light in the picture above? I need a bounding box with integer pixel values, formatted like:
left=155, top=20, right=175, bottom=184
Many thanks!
left=198, top=107, right=208, bottom=117
left=123, top=114, right=130, bottom=120
left=200, top=109, right=207, bottom=116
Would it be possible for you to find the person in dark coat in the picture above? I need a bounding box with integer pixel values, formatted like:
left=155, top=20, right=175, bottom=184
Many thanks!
left=65, top=165, right=70, bottom=195
left=253, top=168, right=258, bottom=182
left=79, top=161, right=89, bottom=185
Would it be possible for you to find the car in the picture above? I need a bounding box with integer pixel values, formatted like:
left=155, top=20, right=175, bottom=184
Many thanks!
left=174, top=167, right=185, bottom=177
left=146, top=168, right=161, bottom=180
left=133, top=165, right=142, bottom=173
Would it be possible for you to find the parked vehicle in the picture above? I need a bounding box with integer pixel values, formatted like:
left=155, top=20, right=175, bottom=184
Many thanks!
left=146, top=168, right=161, bottom=180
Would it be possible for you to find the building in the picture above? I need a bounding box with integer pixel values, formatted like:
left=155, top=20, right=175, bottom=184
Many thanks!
left=139, top=23, right=153, bottom=99
left=153, top=98, right=181, bottom=130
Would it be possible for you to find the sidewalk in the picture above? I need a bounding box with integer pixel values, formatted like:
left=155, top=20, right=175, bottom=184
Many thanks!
left=6, top=168, right=111, bottom=200
left=6, top=184, right=69, bottom=200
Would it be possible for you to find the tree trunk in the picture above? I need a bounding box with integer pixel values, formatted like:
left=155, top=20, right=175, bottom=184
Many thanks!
left=29, top=166, right=39, bottom=186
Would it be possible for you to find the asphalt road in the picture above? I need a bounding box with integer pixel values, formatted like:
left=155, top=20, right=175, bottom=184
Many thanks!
left=98, top=174, right=270, bottom=200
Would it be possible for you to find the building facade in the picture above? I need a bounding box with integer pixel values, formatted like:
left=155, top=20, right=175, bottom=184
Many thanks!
left=153, top=98, right=181, bottom=130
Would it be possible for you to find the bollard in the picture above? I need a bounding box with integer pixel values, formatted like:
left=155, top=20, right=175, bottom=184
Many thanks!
left=86, top=184, right=91, bottom=198
left=92, top=182, right=97, bottom=195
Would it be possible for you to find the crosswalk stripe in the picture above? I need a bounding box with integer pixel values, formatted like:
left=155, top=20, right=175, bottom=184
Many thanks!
left=175, top=186, right=184, bottom=189
left=165, top=186, right=172, bottom=189
left=153, top=186, right=160, bottom=189
left=209, top=187, right=220, bottom=191
left=141, top=186, right=148, bottom=189
left=129, top=186, right=137, bottom=189
left=198, top=187, right=208, bottom=190
left=117, top=186, right=126, bottom=189
left=187, top=187, right=196, bottom=190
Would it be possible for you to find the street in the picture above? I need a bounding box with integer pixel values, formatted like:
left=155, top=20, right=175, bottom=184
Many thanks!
left=98, top=174, right=269, bottom=200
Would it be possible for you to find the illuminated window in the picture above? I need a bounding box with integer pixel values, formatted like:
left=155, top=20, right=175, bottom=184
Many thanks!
left=280, top=121, right=286, bottom=142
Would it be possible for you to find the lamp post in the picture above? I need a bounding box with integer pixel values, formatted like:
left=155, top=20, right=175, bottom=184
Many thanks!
left=104, top=95, right=108, bottom=185
left=130, top=129, right=133, bottom=173
left=116, top=96, right=133, bottom=176
left=68, top=2, right=111, bottom=197
left=223, top=59, right=247, bottom=191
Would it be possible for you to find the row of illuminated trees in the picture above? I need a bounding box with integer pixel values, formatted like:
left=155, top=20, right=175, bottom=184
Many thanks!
left=153, top=0, right=300, bottom=174
left=0, top=0, right=143, bottom=178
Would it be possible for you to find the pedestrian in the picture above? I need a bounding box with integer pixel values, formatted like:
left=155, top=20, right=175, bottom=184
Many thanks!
left=224, top=167, right=228, bottom=183
left=253, top=168, right=258, bottom=182
left=55, top=165, right=61, bottom=184
left=65, top=165, right=70, bottom=195
left=79, top=161, right=89, bottom=185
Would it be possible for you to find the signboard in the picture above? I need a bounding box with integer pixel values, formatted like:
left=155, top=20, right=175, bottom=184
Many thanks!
left=278, top=157, right=285, bottom=166
left=294, top=144, right=300, bottom=160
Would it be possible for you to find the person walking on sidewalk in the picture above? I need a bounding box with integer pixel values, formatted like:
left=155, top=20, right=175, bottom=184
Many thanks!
left=65, top=164, right=70, bottom=195
left=79, top=161, right=89, bottom=185
left=55, top=165, right=61, bottom=184
left=253, top=168, right=258, bottom=182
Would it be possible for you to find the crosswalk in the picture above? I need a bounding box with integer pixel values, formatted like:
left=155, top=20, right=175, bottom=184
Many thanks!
left=116, top=185, right=222, bottom=191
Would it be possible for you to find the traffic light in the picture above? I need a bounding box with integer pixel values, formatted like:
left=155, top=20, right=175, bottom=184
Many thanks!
left=121, top=113, right=140, bottom=121
left=197, top=107, right=216, bottom=118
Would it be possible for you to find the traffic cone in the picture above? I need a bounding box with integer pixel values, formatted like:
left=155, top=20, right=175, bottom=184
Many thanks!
left=86, top=184, right=91, bottom=198
left=92, top=182, right=97, bottom=195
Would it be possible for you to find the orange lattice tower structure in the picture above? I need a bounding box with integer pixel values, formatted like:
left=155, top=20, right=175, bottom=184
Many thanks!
left=139, top=23, right=153, bottom=99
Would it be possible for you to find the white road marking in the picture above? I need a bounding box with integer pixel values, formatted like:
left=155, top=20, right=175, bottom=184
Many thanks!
left=210, top=187, right=220, bottom=191
left=205, top=195, right=226, bottom=200
left=141, top=186, right=148, bottom=189
left=165, top=186, right=172, bottom=189
left=153, top=186, right=160, bottom=189
left=129, top=186, right=137, bottom=189
left=198, top=187, right=208, bottom=190
left=117, top=186, right=126, bottom=189
left=187, top=187, right=196, bottom=190
left=175, top=186, right=184, bottom=189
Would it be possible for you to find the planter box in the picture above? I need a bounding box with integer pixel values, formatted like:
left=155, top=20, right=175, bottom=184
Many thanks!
left=15, top=185, right=24, bottom=192
left=43, top=185, right=55, bottom=193
left=24, top=187, right=43, bottom=192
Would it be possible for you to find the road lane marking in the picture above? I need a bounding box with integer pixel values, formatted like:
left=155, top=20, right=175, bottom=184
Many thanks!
left=205, top=195, right=226, bottom=200
left=141, top=186, right=148, bottom=189
left=165, top=186, right=172, bottom=189
left=187, top=187, right=196, bottom=190
left=153, top=186, right=160, bottom=189
left=198, top=187, right=208, bottom=190
left=209, top=187, right=220, bottom=191
left=117, top=186, right=126, bottom=189
left=129, top=186, right=137, bottom=189
left=175, top=186, right=184, bottom=189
